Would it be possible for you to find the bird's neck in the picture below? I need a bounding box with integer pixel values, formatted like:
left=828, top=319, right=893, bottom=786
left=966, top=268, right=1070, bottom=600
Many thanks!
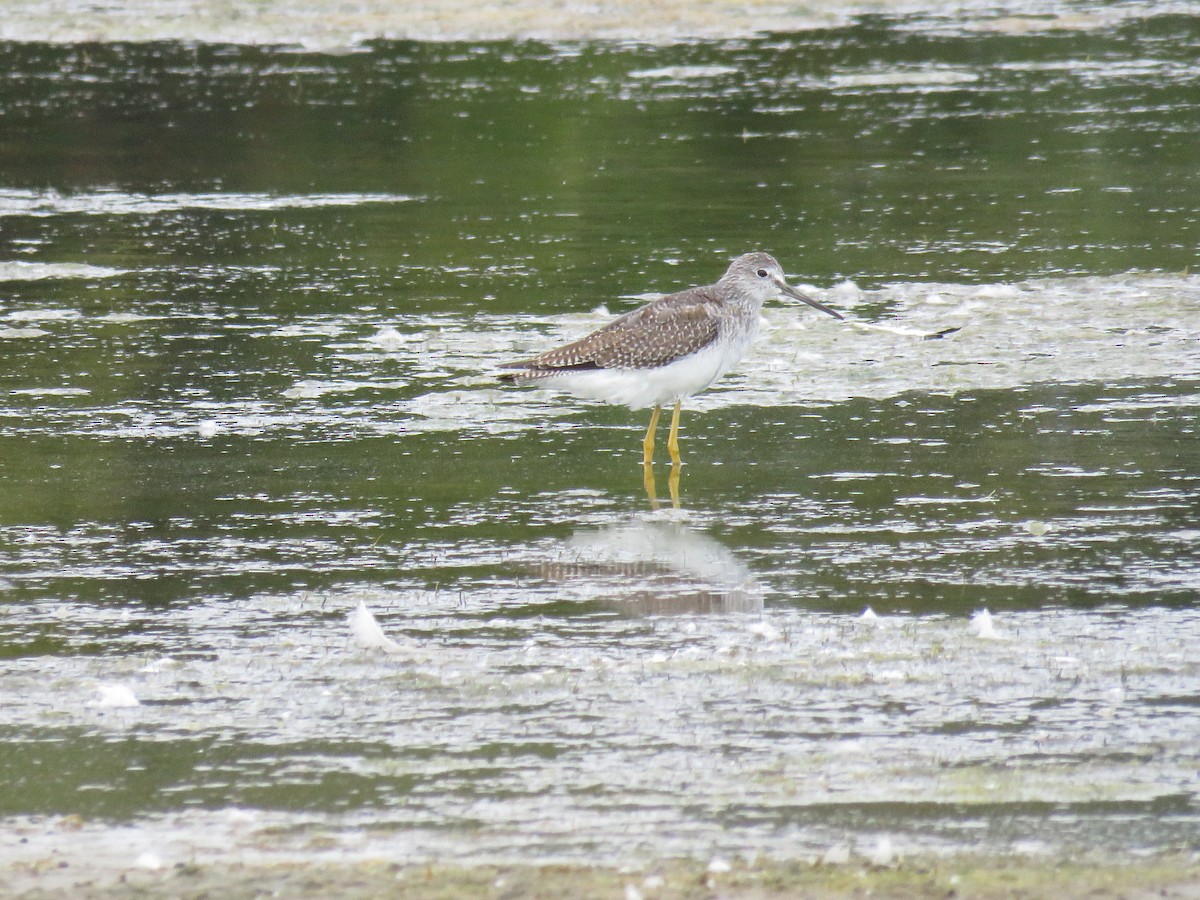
left=719, top=289, right=764, bottom=315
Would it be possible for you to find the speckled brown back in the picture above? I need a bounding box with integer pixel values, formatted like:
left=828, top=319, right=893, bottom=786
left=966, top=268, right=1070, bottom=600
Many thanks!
left=499, top=287, right=723, bottom=374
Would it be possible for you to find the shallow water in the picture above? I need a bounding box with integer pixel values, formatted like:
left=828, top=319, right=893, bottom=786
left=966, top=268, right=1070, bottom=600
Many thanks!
left=1, top=14, right=1199, bottom=874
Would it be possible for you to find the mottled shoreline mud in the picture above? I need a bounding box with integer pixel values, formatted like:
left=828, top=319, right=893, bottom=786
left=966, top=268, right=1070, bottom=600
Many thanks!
left=7, top=853, right=1200, bottom=898
left=0, top=0, right=1148, bottom=48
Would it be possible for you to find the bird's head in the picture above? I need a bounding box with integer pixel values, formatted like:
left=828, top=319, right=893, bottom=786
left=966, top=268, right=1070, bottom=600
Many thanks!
left=726, top=252, right=844, bottom=320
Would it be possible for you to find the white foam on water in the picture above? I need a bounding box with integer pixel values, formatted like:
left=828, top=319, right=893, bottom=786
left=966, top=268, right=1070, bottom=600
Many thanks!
left=0, top=188, right=418, bottom=218
left=0, top=261, right=128, bottom=281
left=628, top=65, right=738, bottom=80
left=828, top=67, right=981, bottom=90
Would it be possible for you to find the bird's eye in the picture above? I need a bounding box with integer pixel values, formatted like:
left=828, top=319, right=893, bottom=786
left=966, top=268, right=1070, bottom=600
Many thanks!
left=756, top=268, right=769, bottom=278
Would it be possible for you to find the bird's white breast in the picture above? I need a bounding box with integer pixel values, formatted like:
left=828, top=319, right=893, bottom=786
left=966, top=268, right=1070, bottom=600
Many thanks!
left=539, top=318, right=760, bottom=409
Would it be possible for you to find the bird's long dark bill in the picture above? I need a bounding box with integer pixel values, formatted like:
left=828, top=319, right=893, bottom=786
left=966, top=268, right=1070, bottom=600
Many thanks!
left=780, top=282, right=844, bottom=320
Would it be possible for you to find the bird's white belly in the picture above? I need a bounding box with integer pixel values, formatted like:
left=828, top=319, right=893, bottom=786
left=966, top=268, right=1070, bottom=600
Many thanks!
left=543, top=326, right=757, bottom=409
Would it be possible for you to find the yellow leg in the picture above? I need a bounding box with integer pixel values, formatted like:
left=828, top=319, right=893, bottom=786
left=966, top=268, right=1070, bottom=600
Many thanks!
left=642, top=404, right=661, bottom=466
left=667, top=461, right=681, bottom=509
left=667, top=400, right=682, bottom=466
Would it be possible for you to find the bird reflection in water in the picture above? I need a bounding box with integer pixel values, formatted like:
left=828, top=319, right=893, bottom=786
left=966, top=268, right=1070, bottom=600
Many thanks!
left=642, top=459, right=681, bottom=509
left=532, top=520, right=763, bottom=616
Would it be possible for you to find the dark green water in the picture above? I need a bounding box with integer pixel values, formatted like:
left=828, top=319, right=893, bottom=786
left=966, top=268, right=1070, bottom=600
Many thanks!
left=1, top=16, right=1199, bottom=871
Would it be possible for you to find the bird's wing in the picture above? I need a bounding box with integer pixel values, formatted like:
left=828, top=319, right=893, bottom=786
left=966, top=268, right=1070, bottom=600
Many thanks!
left=505, top=291, right=721, bottom=372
